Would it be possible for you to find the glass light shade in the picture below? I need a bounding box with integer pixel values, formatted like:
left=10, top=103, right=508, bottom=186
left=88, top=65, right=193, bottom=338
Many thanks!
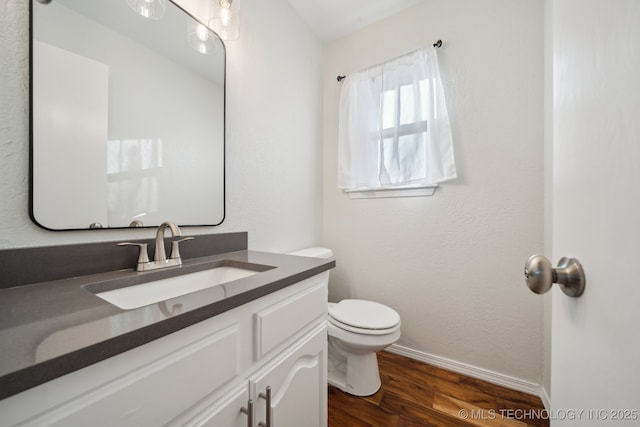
left=126, top=0, right=166, bottom=20
left=209, top=0, right=240, bottom=41
left=187, top=21, right=219, bottom=54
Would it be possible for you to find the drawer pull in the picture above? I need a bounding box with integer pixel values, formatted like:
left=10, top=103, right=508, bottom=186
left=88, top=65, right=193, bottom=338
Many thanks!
left=240, top=400, right=254, bottom=427
left=258, top=386, right=272, bottom=427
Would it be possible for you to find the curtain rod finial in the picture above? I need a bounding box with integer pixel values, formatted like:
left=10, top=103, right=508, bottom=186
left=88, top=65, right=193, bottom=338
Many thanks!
left=337, top=75, right=346, bottom=82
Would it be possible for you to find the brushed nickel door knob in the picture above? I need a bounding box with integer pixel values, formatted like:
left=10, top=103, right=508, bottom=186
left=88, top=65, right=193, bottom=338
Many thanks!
left=524, top=255, right=586, bottom=297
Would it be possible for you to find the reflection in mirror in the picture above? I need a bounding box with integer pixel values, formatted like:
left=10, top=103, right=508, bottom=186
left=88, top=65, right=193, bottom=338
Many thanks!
left=31, top=0, right=225, bottom=230
left=126, top=0, right=167, bottom=20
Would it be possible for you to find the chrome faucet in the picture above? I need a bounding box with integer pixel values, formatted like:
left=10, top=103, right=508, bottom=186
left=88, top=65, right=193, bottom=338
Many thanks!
left=154, top=221, right=181, bottom=262
left=119, top=221, right=194, bottom=272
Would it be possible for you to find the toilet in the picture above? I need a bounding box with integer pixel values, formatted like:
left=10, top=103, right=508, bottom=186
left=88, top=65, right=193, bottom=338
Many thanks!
left=289, top=247, right=401, bottom=396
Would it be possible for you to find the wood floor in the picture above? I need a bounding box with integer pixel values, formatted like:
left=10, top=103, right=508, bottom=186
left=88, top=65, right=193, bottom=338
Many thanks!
left=328, top=351, right=549, bottom=427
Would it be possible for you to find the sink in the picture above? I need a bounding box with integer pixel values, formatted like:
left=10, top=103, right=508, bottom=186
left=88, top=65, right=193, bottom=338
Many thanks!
left=92, top=264, right=269, bottom=310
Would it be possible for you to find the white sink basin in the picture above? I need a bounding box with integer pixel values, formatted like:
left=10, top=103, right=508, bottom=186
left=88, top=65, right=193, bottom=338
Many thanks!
left=94, top=266, right=262, bottom=310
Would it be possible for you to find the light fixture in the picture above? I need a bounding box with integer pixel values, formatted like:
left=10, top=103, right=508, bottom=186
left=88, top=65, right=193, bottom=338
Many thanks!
left=209, top=0, right=240, bottom=41
left=187, top=20, right=218, bottom=54
left=126, top=0, right=166, bottom=20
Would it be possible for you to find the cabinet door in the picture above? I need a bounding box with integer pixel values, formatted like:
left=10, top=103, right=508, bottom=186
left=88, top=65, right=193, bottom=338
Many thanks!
left=181, top=383, right=250, bottom=427
left=250, top=324, right=327, bottom=427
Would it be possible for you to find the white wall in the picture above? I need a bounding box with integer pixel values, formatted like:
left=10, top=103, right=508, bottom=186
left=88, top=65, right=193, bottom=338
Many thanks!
left=0, top=0, right=323, bottom=251
left=323, top=0, right=545, bottom=384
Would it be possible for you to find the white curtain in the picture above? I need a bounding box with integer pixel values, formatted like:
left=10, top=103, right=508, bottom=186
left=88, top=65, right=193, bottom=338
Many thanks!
left=338, top=46, right=456, bottom=190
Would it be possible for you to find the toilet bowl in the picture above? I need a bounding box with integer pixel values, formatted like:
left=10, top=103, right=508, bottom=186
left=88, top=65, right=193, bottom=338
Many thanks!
left=288, top=247, right=401, bottom=397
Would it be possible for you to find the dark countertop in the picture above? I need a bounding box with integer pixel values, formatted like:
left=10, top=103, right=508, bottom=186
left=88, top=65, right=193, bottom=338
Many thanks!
left=0, top=250, right=335, bottom=400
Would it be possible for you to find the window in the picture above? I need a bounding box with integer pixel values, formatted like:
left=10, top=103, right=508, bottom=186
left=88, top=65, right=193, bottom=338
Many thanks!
left=338, top=47, right=456, bottom=197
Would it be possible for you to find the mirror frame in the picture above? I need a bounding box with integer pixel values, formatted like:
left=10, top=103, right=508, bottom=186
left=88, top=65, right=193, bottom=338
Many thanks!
left=28, top=0, right=226, bottom=231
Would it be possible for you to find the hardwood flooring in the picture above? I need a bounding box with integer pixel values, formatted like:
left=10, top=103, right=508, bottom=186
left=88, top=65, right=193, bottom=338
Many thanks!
left=328, top=351, right=549, bottom=427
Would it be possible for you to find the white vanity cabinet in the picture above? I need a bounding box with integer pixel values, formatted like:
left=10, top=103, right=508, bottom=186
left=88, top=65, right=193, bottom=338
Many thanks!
left=182, top=324, right=327, bottom=427
left=0, top=272, right=329, bottom=427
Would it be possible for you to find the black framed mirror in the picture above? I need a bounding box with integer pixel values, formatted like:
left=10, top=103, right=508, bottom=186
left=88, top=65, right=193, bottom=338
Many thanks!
left=30, top=0, right=225, bottom=230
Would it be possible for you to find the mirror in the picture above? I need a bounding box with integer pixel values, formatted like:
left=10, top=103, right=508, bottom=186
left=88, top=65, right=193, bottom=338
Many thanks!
left=30, top=0, right=225, bottom=230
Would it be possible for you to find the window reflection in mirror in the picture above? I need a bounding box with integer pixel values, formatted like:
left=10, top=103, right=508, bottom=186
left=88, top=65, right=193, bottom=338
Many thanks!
left=30, top=0, right=225, bottom=230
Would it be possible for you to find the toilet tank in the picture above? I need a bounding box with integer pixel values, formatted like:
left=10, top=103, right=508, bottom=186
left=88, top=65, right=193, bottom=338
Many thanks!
left=288, top=247, right=333, bottom=259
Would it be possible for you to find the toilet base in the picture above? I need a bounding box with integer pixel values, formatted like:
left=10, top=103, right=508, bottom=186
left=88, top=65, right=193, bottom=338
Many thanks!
left=328, top=339, right=382, bottom=396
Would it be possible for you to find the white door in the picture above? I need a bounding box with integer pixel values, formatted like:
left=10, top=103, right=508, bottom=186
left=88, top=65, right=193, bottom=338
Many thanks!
left=551, top=0, right=640, bottom=425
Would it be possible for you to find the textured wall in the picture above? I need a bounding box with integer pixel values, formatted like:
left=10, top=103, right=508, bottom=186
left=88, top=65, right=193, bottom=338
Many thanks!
left=323, top=0, right=545, bottom=384
left=0, top=0, right=323, bottom=251
left=0, top=0, right=31, bottom=246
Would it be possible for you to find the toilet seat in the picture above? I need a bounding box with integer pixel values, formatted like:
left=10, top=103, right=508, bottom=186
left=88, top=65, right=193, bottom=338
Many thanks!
left=328, top=317, right=401, bottom=335
left=328, top=300, right=400, bottom=335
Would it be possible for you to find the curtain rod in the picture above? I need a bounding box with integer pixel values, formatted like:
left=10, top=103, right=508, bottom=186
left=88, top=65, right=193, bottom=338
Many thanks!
left=336, top=40, right=443, bottom=83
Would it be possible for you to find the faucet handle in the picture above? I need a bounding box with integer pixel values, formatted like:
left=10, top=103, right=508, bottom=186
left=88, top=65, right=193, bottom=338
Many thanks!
left=170, top=237, right=195, bottom=260
left=118, top=242, right=150, bottom=269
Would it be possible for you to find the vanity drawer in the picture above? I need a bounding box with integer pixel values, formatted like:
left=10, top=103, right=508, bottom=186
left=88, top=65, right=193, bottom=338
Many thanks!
left=3, top=321, right=241, bottom=427
left=254, top=279, right=328, bottom=359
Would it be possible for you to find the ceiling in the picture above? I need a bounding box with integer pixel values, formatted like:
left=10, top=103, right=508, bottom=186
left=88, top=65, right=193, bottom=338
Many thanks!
left=285, top=0, right=423, bottom=42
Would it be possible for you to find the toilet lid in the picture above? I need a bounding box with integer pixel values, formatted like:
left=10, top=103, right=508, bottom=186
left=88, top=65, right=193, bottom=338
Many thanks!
left=329, top=299, right=400, bottom=330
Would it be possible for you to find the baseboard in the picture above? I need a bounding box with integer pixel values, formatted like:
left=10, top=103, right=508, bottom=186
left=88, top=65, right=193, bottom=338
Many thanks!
left=386, top=344, right=548, bottom=409
left=539, top=387, right=551, bottom=412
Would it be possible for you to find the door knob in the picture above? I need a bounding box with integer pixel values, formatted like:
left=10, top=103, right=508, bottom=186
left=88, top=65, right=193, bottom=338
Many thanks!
left=524, top=255, right=586, bottom=297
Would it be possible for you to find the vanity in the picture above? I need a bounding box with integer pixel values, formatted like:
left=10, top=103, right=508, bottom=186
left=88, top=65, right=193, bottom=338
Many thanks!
left=0, top=232, right=335, bottom=426
left=6, top=1, right=336, bottom=424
